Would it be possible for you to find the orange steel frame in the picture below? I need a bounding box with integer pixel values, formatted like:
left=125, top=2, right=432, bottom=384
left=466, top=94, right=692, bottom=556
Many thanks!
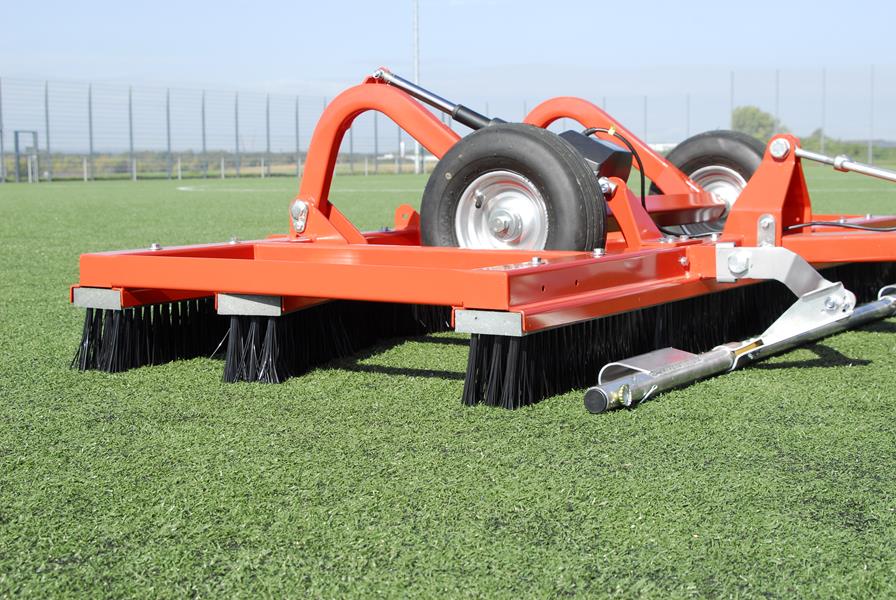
left=71, top=76, right=896, bottom=334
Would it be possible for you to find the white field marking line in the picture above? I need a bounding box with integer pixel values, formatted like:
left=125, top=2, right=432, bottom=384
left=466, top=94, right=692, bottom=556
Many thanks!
left=177, top=185, right=420, bottom=194
left=807, top=187, right=896, bottom=192
left=176, top=185, right=283, bottom=193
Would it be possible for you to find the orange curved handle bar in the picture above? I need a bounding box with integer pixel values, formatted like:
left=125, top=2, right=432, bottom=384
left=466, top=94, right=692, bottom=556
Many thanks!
left=298, top=80, right=460, bottom=217
left=524, top=97, right=698, bottom=197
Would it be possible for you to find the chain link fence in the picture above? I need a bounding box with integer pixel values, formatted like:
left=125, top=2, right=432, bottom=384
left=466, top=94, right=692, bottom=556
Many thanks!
left=1, top=66, right=893, bottom=182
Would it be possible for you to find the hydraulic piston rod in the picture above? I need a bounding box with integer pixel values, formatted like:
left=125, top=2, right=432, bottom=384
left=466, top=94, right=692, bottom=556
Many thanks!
left=795, top=147, right=896, bottom=184
left=585, top=287, right=896, bottom=414
left=372, top=68, right=502, bottom=131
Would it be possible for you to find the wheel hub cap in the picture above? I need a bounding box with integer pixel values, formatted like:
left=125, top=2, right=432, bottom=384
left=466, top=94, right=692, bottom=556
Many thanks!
left=454, top=170, right=549, bottom=249
left=689, top=165, right=748, bottom=217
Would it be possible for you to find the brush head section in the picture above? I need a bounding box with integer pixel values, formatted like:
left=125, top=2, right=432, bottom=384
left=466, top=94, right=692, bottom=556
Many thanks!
left=222, top=301, right=451, bottom=383
left=71, top=297, right=226, bottom=372
left=462, top=261, right=896, bottom=410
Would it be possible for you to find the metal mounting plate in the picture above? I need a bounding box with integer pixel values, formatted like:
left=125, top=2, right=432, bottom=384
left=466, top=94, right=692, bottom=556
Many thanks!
left=72, top=287, right=121, bottom=310
left=217, top=293, right=283, bottom=316
left=454, top=309, right=523, bottom=336
left=715, top=244, right=832, bottom=296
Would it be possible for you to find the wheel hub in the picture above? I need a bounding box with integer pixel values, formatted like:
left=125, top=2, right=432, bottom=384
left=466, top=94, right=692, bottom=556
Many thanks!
left=689, top=165, right=748, bottom=217
left=454, top=170, right=549, bottom=249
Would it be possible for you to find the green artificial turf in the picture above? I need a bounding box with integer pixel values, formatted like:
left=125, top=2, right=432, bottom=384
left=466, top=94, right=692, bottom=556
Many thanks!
left=2, top=169, right=896, bottom=598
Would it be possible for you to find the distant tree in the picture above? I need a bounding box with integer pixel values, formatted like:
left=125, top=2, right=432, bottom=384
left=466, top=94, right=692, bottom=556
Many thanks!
left=731, top=106, right=785, bottom=142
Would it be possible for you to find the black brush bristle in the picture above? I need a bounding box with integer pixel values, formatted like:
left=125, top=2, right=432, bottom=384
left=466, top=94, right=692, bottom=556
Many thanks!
left=463, top=261, right=896, bottom=409
left=222, top=301, right=451, bottom=383
left=72, top=297, right=227, bottom=373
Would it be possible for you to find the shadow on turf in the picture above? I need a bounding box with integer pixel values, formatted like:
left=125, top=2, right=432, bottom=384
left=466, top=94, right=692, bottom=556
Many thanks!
left=752, top=342, right=871, bottom=371
left=860, top=320, right=896, bottom=335
left=327, top=334, right=469, bottom=381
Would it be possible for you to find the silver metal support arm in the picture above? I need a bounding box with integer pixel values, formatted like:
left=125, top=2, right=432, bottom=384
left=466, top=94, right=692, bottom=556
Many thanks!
left=795, top=147, right=896, bottom=184
left=585, top=246, right=893, bottom=413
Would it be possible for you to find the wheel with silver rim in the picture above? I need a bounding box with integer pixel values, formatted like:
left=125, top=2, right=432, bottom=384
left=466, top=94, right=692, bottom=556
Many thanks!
left=651, top=130, right=765, bottom=235
left=420, top=123, right=606, bottom=252
left=688, top=165, right=749, bottom=219
left=453, top=170, right=549, bottom=250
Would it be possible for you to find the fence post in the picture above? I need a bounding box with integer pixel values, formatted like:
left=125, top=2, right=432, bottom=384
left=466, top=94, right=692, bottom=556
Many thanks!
left=820, top=68, right=826, bottom=154
left=128, top=86, right=135, bottom=181
left=0, top=78, right=6, bottom=183
left=234, top=92, right=241, bottom=177
left=643, top=96, right=648, bottom=143
left=868, top=65, right=875, bottom=164
left=349, top=127, right=355, bottom=174
left=165, top=88, right=172, bottom=179
left=296, top=96, right=302, bottom=179
left=685, top=93, right=690, bottom=139
left=221, top=156, right=225, bottom=179
left=0, top=76, right=4, bottom=183
left=396, top=125, right=401, bottom=174
left=774, top=69, right=780, bottom=132
left=44, top=81, right=52, bottom=181
left=729, top=71, right=735, bottom=128
left=177, top=156, right=182, bottom=180
left=265, top=93, right=271, bottom=179
left=373, top=111, right=378, bottom=174
left=201, top=90, right=207, bottom=178
left=88, top=84, right=94, bottom=180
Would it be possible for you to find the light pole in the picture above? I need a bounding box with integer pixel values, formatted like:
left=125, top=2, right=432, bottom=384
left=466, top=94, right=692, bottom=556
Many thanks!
left=413, top=0, right=421, bottom=174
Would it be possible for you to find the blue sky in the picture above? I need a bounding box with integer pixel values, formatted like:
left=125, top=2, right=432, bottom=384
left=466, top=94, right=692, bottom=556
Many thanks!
left=0, top=0, right=893, bottom=145
left=1, top=0, right=893, bottom=95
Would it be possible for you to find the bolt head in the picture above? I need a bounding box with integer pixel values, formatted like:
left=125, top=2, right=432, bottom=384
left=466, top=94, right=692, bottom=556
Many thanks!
left=727, top=250, right=751, bottom=275
left=489, top=215, right=510, bottom=234
left=823, top=295, right=843, bottom=312
left=769, top=138, right=791, bottom=160
left=592, top=248, right=606, bottom=258
left=710, top=233, right=721, bottom=242
left=678, top=256, right=689, bottom=267
left=149, top=242, right=162, bottom=251
left=290, top=200, right=309, bottom=233
left=530, top=256, right=544, bottom=265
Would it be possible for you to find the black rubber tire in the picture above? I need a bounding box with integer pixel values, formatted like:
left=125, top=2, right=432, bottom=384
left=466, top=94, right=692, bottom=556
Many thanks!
left=651, top=130, right=765, bottom=235
left=420, top=123, right=606, bottom=251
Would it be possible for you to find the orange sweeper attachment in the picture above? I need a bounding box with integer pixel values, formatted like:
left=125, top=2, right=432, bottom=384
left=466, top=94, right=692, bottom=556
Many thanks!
left=71, top=69, right=896, bottom=413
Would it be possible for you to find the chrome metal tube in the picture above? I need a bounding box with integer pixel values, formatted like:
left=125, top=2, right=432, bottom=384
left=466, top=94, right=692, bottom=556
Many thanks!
left=372, top=68, right=496, bottom=130
left=585, top=347, right=734, bottom=413
left=745, top=294, right=896, bottom=363
left=795, top=147, right=896, bottom=184
left=372, top=69, right=455, bottom=114
left=585, top=293, right=896, bottom=414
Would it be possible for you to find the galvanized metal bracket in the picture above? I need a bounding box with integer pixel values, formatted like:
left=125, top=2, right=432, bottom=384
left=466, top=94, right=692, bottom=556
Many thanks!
left=715, top=244, right=856, bottom=369
left=454, top=309, right=523, bottom=336
left=756, top=213, right=776, bottom=246
left=217, top=293, right=283, bottom=316
left=715, top=244, right=832, bottom=296
left=72, top=287, right=122, bottom=310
